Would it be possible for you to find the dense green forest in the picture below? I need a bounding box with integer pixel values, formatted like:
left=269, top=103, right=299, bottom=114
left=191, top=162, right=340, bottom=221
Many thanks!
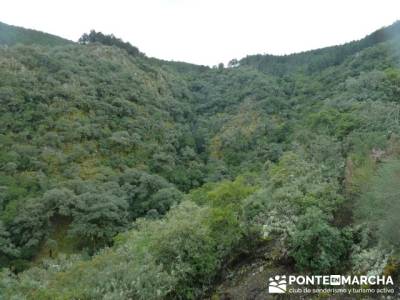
left=0, top=21, right=400, bottom=299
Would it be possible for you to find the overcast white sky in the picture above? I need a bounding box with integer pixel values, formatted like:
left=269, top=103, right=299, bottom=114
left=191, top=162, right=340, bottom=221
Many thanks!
left=1, top=0, right=399, bottom=66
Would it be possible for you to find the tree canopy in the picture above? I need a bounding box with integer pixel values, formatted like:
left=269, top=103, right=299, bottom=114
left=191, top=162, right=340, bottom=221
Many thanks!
left=1, top=20, right=400, bottom=299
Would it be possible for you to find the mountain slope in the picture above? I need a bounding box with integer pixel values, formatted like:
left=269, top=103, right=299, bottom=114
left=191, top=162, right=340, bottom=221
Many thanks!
left=1, top=22, right=400, bottom=299
left=239, top=21, right=400, bottom=76
left=0, top=21, right=71, bottom=46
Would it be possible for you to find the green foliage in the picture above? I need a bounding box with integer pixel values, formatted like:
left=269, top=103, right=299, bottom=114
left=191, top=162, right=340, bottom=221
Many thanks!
left=0, top=221, right=19, bottom=268
left=190, top=176, right=257, bottom=209
left=68, top=192, right=128, bottom=250
left=79, top=30, right=142, bottom=56
left=239, top=21, right=400, bottom=76
left=0, top=173, right=257, bottom=298
left=0, top=21, right=71, bottom=46
left=267, top=152, right=343, bottom=214
left=119, top=169, right=180, bottom=218
left=244, top=153, right=346, bottom=271
left=289, top=207, right=351, bottom=273
left=0, top=201, right=242, bottom=299
left=189, top=175, right=259, bottom=257
left=2, top=20, right=400, bottom=298
left=356, top=160, right=400, bottom=250
left=308, top=108, right=360, bottom=138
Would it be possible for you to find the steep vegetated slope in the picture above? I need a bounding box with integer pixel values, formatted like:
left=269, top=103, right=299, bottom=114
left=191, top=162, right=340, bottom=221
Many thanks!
left=0, top=22, right=71, bottom=47
left=1, top=21, right=400, bottom=299
left=240, top=21, right=400, bottom=76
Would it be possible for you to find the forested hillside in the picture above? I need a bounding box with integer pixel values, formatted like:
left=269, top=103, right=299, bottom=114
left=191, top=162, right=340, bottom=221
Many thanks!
left=1, top=21, right=400, bottom=299
left=0, top=22, right=71, bottom=47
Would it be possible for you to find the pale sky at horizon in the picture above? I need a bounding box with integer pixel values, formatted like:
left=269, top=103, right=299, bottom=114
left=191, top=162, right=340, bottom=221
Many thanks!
left=1, top=0, right=400, bottom=66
